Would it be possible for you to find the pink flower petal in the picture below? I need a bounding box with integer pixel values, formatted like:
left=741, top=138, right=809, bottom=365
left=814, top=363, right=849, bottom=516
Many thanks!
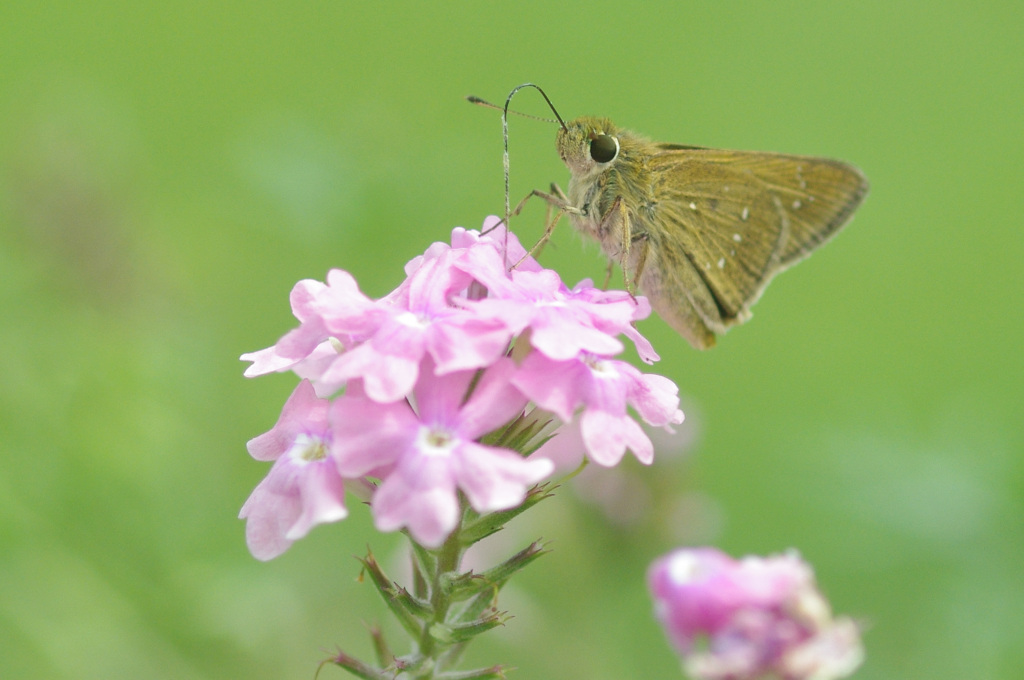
left=239, top=436, right=347, bottom=561
left=316, top=269, right=386, bottom=336
left=320, top=342, right=420, bottom=403
left=453, top=358, right=528, bottom=439
left=426, top=316, right=512, bottom=375
left=239, top=479, right=299, bottom=561
left=241, top=345, right=300, bottom=377
left=454, top=217, right=543, bottom=272
left=455, top=441, right=553, bottom=511
left=331, top=396, right=418, bottom=477
left=580, top=408, right=654, bottom=466
left=411, top=363, right=475, bottom=427
left=288, top=464, right=349, bottom=539
left=623, top=323, right=660, bottom=364
left=510, top=352, right=590, bottom=423
left=529, top=308, right=624, bottom=360
left=628, top=372, right=685, bottom=427
left=530, top=420, right=586, bottom=473
left=371, top=452, right=460, bottom=548
left=246, top=380, right=328, bottom=461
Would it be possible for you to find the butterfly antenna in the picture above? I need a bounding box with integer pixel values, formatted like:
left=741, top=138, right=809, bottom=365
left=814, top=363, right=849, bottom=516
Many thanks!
left=468, top=84, right=568, bottom=266
left=466, top=96, right=559, bottom=125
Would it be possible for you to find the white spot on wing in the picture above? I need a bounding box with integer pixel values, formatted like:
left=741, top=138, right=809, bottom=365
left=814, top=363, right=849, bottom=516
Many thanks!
left=741, top=207, right=750, bottom=221
left=717, top=258, right=725, bottom=269
left=689, top=202, right=697, bottom=210
left=733, top=233, right=742, bottom=242
left=792, top=200, right=802, bottom=209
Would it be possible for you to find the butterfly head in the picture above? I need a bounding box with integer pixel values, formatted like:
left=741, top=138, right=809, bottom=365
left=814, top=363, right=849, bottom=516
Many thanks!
left=556, top=116, right=622, bottom=178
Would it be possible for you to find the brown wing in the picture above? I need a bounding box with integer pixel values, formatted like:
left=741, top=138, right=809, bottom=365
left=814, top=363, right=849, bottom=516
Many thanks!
left=646, top=150, right=786, bottom=325
left=719, top=151, right=869, bottom=266
left=633, top=233, right=720, bottom=349
left=638, top=147, right=867, bottom=344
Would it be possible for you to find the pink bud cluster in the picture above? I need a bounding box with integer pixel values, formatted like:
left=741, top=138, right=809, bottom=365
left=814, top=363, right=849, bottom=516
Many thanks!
left=648, top=548, right=863, bottom=680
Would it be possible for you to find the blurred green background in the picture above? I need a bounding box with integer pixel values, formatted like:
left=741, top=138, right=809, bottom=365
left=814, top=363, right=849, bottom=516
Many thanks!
left=1, top=1, right=1021, bottom=678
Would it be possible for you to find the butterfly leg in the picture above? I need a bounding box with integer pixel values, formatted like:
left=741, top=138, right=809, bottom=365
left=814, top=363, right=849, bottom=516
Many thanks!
left=518, top=207, right=564, bottom=265
left=630, top=233, right=650, bottom=299
left=512, top=187, right=573, bottom=217
left=482, top=187, right=575, bottom=235
left=596, top=197, right=643, bottom=300
left=537, top=183, right=573, bottom=259
left=536, top=189, right=564, bottom=259
left=508, top=187, right=581, bottom=266
left=549, top=182, right=569, bottom=203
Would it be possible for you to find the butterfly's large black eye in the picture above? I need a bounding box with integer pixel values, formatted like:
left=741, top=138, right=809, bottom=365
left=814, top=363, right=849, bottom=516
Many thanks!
left=590, top=134, right=619, bottom=163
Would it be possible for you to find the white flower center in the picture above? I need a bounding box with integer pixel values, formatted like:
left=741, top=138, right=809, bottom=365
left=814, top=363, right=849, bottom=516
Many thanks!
left=584, top=355, right=618, bottom=378
left=286, top=433, right=329, bottom=464
left=667, top=552, right=699, bottom=584
left=396, top=311, right=430, bottom=328
left=417, top=425, right=456, bottom=457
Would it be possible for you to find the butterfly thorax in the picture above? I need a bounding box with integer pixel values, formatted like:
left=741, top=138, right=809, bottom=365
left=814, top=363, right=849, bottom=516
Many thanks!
left=557, top=117, right=657, bottom=256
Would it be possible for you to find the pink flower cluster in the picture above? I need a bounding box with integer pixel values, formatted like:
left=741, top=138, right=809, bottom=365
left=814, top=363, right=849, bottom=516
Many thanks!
left=648, top=548, right=863, bottom=680
left=240, top=218, right=683, bottom=559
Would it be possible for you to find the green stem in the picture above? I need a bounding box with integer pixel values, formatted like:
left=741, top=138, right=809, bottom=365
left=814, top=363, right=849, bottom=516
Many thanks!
left=418, top=516, right=465, bottom=666
left=338, top=491, right=550, bottom=678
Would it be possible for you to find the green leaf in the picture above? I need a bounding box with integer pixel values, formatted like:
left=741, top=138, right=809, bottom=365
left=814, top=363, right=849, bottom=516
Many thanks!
left=459, top=484, right=556, bottom=544
left=358, top=550, right=424, bottom=639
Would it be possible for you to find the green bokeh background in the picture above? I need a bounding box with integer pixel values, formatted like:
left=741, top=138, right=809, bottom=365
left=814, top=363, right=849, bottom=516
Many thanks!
left=2, top=2, right=1021, bottom=678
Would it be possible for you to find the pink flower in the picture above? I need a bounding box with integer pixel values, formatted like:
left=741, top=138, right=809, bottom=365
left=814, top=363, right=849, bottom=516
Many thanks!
left=460, top=254, right=642, bottom=362
left=240, top=218, right=686, bottom=555
left=515, top=351, right=683, bottom=468
left=239, top=270, right=379, bottom=384
left=648, top=548, right=863, bottom=680
left=240, top=219, right=664, bottom=403
left=243, top=248, right=514, bottom=402
left=330, top=358, right=554, bottom=548
left=450, top=216, right=543, bottom=273
left=239, top=380, right=348, bottom=560
left=316, top=248, right=513, bottom=401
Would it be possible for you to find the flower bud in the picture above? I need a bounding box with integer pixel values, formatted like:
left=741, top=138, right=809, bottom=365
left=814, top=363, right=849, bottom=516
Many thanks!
left=648, top=548, right=862, bottom=680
